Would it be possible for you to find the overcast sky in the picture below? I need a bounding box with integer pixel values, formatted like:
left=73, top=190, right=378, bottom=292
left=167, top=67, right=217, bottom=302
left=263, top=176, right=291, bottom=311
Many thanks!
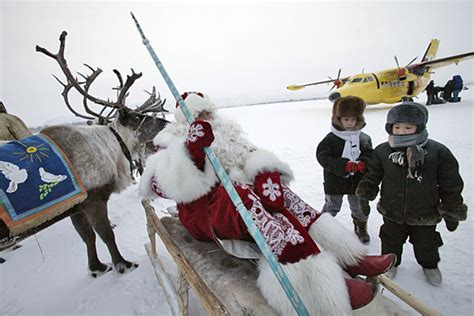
left=1, top=0, right=473, bottom=127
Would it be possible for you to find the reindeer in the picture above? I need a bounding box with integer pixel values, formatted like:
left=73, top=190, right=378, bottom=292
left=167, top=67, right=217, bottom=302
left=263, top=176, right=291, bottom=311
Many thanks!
left=1, top=31, right=167, bottom=276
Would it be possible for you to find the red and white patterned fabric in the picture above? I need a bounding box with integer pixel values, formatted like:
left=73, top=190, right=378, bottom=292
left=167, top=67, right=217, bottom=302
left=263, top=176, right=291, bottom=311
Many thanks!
left=254, top=171, right=285, bottom=212
left=185, top=120, right=214, bottom=170
left=176, top=183, right=320, bottom=264
left=150, top=176, right=168, bottom=199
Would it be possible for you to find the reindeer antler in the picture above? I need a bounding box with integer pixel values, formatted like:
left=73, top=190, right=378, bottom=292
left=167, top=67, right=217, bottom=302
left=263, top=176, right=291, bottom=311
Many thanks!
left=35, top=31, right=165, bottom=121
left=135, top=87, right=168, bottom=114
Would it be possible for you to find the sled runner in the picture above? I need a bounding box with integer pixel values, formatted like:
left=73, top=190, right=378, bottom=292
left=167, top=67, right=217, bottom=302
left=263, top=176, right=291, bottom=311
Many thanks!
left=141, top=199, right=442, bottom=316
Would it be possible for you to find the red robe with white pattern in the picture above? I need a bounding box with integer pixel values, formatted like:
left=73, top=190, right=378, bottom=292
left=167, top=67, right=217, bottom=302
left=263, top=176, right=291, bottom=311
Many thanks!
left=141, top=114, right=321, bottom=263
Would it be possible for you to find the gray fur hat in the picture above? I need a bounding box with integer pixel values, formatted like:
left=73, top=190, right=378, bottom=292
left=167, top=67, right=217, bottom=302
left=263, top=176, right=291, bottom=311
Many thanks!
left=385, top=102, right=428, bottom=134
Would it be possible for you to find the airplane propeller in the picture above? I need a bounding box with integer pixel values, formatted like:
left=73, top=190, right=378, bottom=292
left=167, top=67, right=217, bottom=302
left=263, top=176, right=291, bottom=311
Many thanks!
left=287, top=68, right=347, bottom=91
left=394, top=55, right=418, bottom=77
left=328, top=68, right=343, bottom=92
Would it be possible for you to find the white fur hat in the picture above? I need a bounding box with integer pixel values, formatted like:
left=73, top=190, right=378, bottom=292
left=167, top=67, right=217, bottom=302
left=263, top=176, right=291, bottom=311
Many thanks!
left=174, top=92, right=217, bottom=123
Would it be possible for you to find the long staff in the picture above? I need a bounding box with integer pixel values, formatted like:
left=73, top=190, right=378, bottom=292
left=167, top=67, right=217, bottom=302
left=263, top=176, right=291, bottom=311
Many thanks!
left=130, top=12, right=309, bottom=316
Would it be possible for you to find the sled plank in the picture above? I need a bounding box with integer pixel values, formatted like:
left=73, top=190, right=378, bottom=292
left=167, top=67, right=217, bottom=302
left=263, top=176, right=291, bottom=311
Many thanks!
left=143, top=200, right=278, bottom=316
left=377, top=275, right=443, bottom=316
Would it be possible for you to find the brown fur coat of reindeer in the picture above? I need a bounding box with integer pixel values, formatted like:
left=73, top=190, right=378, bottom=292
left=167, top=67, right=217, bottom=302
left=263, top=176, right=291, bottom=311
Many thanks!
left=0, top=31, right=168, bottom=276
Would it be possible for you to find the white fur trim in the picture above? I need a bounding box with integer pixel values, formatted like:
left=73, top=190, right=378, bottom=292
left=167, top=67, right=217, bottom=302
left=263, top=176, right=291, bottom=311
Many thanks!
left=309, top=213, right=367, bottom=267
left=153, top=123, right=187, bottom=148
left=174, top=93, right=217, bottom=123
left=257, top=253, right=351, bottom=316
left=138, top=142, right=218, bottom=203
left=138, top=153, right=161, bottom=198
left=244, top=149, right=294, bottom=185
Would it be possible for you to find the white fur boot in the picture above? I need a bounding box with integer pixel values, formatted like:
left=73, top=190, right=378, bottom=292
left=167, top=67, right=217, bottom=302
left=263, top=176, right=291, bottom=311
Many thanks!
left=257, top=252, right=352, bottom=316
left=308, top=213, right=367, bottom=267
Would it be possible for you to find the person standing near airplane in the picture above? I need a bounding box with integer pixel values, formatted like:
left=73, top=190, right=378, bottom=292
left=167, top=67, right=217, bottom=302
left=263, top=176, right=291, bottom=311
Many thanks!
left=316, top=96, right=373, bottom=244
left=451, top=75, right=463, bottom=102
left=442, top=80, right=455, bottom=102
left=356, top=102, right=467, bottom=285
left=425, top=80, right=437, bottom=105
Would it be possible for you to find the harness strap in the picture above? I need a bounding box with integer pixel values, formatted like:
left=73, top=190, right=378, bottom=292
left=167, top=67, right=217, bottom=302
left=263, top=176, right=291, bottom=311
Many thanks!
left=109, top=127, right=134, bottom=178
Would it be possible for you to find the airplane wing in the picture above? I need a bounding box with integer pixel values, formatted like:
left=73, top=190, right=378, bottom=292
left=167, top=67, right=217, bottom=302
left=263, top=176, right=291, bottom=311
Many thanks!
left=412, top=52, right=474, bottom=71
left=287, top=77, right=350, bottom=90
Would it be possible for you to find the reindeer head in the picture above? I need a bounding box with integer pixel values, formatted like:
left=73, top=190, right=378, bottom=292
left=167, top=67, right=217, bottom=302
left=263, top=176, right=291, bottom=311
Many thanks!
left=36, top=31, right=168, bottom=162
left=116, top=101, right=168, bottom=157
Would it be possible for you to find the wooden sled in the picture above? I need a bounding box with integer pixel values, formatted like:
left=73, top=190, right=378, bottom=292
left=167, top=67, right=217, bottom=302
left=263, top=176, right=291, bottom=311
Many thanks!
left=142, top=199, right=442, bottom=316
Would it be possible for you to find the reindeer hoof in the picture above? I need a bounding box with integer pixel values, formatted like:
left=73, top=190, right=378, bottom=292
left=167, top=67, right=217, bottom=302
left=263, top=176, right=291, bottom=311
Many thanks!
left=115, top=261, right=139, bottom=274
left=89, top=263, right=113, bottom=278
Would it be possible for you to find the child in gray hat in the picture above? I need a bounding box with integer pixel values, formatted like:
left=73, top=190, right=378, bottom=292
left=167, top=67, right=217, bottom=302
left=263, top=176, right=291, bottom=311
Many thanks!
left=356, top=102, right=467, bottom=286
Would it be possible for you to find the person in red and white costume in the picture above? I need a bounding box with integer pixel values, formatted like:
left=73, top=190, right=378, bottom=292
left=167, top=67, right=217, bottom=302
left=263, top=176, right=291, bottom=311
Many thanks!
left=139, top=92, right=396, bottom=315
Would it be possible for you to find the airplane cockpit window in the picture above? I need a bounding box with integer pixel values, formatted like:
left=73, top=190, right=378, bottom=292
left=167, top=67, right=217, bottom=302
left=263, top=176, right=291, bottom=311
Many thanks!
left=362, top=78, right=368, bottom=82
left=351, top=78, right=363, bottom=83
left=367, top=77, right=375, bottom=82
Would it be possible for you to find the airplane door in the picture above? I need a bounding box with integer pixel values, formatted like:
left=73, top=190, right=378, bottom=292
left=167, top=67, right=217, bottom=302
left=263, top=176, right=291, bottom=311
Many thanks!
left=408, top=81, right=415, bottom=95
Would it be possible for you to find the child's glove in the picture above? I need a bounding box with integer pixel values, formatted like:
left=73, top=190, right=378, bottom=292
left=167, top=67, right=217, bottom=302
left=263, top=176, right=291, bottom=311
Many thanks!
left=355, top=161, right=366, bottom=173
left=344, top=161, right=356, bottom=174
left=358, top=198, right=370, bottom=216
left=344, top=161, right=366, bottom=174
left=186, top=120, right=214, bottom=170
left=254, top=171, right=284, bottom=213
left=445, top=220, right=459, bottom=232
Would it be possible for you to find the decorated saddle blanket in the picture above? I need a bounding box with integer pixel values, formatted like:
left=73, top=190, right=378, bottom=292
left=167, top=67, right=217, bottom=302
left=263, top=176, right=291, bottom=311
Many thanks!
left=0, top=134, right=87, bottom=236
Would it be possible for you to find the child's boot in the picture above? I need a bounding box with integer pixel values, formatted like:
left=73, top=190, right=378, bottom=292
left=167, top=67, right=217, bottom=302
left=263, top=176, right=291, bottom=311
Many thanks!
left=345, top=253, right=396, bottom=277
left=353, top=219, right=370, bottom=244
left=423, top=268, right=442, bottom=286
left=345, top=278, right=377, bottom=309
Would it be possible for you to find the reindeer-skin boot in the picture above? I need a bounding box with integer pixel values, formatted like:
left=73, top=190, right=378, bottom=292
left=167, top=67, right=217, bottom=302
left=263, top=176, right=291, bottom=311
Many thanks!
left=345, top=278, right=377, bottom=309
left=353, top=219, right=370, bottom=244
left=345, top=253, right=397, bottom=277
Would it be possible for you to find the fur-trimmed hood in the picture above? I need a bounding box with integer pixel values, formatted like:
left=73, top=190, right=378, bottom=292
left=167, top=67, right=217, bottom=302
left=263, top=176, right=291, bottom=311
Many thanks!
left=331, top=96, right=366, bottom=131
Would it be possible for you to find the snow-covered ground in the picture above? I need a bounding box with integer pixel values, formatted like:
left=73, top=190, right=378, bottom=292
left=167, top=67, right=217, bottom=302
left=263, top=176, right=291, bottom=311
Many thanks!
left=1, top=92, right=473, bottom=315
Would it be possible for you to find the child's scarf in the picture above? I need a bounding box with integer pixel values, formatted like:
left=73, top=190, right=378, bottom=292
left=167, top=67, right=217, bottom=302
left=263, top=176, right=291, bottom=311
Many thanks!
left=330, top=126, right=361, bottom=162
left=388, top=130, right=429, bottom=182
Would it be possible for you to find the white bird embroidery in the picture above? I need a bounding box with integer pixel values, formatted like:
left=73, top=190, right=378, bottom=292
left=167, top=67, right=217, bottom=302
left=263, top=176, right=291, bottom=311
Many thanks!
left=39, top=167, right=67, bottom=183
left=0, top=160, right=29, bottom=193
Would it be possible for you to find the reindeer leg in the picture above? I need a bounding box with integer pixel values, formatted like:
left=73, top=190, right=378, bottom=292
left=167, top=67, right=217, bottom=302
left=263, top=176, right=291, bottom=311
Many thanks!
left=70, top=211, right=112, bottom=277
left=85, top=200, right=138, bottom=274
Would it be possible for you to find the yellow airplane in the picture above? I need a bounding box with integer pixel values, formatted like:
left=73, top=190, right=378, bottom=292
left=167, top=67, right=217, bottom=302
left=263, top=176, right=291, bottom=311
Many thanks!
left=287, top=39, right=474, bottom=105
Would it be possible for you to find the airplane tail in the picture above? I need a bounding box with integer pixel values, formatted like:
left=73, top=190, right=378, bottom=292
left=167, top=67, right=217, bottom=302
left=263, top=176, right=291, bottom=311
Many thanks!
left=422, top=39, right=440, bottom=62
